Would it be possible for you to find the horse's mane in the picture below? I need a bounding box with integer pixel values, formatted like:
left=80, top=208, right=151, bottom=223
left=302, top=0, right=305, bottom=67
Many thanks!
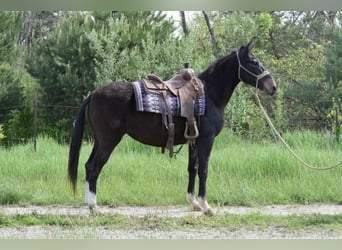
left=198, top=49, right=238, bottom=79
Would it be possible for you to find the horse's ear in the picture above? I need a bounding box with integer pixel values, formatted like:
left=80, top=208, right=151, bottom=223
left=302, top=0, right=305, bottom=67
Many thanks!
left=246, top=36, right=257, bottom=51
left=239, top=37, right=257, bottom=55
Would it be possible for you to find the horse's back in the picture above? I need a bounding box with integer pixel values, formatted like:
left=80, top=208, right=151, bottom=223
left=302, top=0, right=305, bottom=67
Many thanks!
left=91, top=82, right=134, bottom=108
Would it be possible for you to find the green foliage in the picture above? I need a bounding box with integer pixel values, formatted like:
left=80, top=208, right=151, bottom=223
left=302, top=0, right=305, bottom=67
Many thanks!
left=0, top=11, right=41, bottom=144
left=324, top=29, right=342, bottom=99
left=0, top=124, right=5, bottom=140
left=0, top=11, right=24, bottom=64
left=224, top=85, right=269, bottom=140
left=327, top=100, right=342, bottom=143
left=258, top=12, right=273, bottom=42
left=27, top=12, right=97, bottom=104
left=4, top=109, right=32, bottom=144
left=112, top=11, right=175, bottom=50
left=88, top=12, right=189, bottom=84
left=260, top=12, right=339, bottom=133
left=26, top=12, right=98, bottom=141
left=0, top=64, right=40, bottom=144
left=209, top=12, right=258, bottom=55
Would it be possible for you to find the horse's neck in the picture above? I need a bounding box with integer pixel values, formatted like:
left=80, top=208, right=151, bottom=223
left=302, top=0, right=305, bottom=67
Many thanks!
left=202, top=59, right=240, bottom=110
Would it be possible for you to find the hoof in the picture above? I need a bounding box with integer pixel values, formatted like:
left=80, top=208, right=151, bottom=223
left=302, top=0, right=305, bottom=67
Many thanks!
left=202, top=207, right=215, bottom=216
left=192, top=203, right=203, bottom=211
left=187, top=193, right=202, bottom=211
left=198, top=197, right=214, bottom=216
left=88, top=205, right=97, bottom=215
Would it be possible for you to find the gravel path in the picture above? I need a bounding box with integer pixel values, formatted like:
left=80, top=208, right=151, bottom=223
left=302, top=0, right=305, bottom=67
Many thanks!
left=0, top=204, right=342, bottom=217
left=0, top=204, right=341, bottom=239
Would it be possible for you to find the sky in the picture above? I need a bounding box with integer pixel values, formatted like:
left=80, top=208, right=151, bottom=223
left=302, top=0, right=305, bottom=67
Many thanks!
left=163, top=11, right=198, bottom=23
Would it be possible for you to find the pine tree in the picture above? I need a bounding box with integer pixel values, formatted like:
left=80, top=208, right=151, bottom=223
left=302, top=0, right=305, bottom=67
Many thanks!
left=0, top=11, right=40, bottom=144
left=0, top=11, right=24, bottom=64
left=26, top=11, right=98, bottom=141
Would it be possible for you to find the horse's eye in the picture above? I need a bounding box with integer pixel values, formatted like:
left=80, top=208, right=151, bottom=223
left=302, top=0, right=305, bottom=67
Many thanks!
left=250, top=59, right=258, bottom=65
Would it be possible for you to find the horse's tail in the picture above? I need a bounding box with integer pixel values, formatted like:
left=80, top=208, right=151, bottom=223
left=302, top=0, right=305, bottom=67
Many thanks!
left=68, top=95, right=91, bottom=195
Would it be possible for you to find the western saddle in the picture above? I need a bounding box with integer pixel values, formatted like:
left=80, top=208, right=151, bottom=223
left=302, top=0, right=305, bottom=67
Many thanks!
left=143, top=67, right=204, bottom=157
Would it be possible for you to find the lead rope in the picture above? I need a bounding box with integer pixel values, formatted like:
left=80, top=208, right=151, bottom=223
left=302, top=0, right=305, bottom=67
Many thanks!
left=236, top=51, right=342, bottom=170
left=250, top=87, right=342, bottom=171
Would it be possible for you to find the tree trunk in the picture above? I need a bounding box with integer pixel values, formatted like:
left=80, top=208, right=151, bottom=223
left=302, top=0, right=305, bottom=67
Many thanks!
left=202, top=11, right=217, bottom=45
left=21, top=11, right=33, bottom=48
left=180, top=11, right=189, bottom=36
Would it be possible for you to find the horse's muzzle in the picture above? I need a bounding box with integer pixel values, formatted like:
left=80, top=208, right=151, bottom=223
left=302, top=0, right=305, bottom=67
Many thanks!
left=263, top=76, right=277, bottom=95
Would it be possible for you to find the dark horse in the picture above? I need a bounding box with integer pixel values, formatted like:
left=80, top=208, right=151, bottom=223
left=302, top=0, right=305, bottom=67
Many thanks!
left=68, top=37, right=276, bottom=215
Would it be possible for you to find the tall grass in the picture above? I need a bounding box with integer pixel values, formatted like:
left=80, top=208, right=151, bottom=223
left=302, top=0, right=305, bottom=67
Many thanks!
left=0, top=130, right=341, bottom=207
left=210, top=131, right=342, bottom=206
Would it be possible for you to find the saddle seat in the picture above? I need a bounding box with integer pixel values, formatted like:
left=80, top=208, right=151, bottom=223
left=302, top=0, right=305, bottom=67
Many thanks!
left=142, top=68, right=205, bottom=157
left=145, top=68, right=196, bottom=96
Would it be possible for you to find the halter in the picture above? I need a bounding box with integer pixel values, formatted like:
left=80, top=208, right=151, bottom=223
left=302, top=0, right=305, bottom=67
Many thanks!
left=235, top=51, right=271, bottom=89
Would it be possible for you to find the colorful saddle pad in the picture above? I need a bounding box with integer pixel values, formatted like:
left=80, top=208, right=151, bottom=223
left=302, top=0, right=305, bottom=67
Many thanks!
left=131, top=81, right=205, bottom=117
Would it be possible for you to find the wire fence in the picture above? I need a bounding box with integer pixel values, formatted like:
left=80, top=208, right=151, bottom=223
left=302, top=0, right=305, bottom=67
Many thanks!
left=0, top=96, right=80, bottom=150
left=1, top=96, right=340, bottom=149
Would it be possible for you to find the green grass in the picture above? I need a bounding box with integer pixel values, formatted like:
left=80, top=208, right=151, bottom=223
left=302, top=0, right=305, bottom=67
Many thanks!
left=0, top=129, right=341, bottom=207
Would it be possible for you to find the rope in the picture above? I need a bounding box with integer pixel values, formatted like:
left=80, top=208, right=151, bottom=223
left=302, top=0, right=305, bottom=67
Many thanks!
left=250, top=87, right=342, bottom=171
left=235, top=50, right=341, bottom=170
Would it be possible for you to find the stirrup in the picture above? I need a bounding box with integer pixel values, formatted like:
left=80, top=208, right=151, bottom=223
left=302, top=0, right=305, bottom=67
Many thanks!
left=184, top=121, right=199, bottom=140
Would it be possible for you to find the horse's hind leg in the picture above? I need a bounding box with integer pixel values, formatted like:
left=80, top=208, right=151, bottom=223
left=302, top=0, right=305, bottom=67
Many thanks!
left=84, top=141, right=98, bottom=210
left=85, top=136, right=122, bottom=211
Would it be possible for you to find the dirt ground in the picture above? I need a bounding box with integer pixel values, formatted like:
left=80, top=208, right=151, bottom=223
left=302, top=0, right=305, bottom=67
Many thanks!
left=0, top=204, right=341, bottom=239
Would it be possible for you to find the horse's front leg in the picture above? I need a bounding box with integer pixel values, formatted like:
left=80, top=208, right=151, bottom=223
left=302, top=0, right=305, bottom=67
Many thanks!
left=197, top=135, right=215, bottom=216
left=186, top=144, right=202, bottom=211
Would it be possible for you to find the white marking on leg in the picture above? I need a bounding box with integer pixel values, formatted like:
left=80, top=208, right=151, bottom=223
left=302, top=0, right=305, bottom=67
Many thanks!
left=198, top=197, right=214, bottom=216
left=85, top=181, right=97, bottom=209
left=186, top=193, right=202, bottom=211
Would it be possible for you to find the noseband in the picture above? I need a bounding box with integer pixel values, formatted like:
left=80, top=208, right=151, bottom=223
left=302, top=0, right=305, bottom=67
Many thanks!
left=236, top=51, right=271, bottom=88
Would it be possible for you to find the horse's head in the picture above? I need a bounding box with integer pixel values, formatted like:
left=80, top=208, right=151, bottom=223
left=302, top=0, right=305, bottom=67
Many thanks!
left=236, top=37, right=277, bottom=95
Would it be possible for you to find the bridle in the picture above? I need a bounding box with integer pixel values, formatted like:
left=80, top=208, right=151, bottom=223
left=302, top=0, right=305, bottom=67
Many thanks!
left=236, top=51, right=271, bottom=89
